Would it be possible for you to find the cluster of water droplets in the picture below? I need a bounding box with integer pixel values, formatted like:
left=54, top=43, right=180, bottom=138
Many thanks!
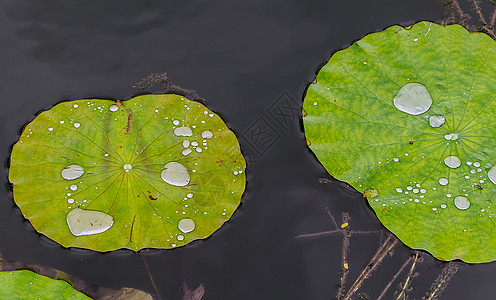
left=380, top=82, right=496, bottom=214
left=52, top=99, right=246, bottom=247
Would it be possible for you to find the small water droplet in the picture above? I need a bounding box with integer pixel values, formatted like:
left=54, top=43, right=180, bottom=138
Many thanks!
left=444, top=133, right=458, bottom=141
left=432, top=207, right=437, bottom=211
left=66, top=208, right=114, bottom=236
left=73, top=104, right=78, bottom=108
left=444, top=156, right=461, bottom=168
left=187, top=193, right=193, bottom=198
left=393, top=82, right=433, bottom=115
left=396, top=188, right=403, bottom=193
left=439, top=178, right=448, bottom=185
left=182, top=148, right=192, bottom=156
left=393, top=158, right=399, bottom=162
left=68, top=198, right=74, bottom=204
left=441, top=204, right=447, bottom=209
left=172, top=120, right=180, bottom=126
left=420, top=189, right=426, bottom=194
left=178, top=218, right=195, bottom=233
left=69, top=184, right=78, bottom=191
left=413, top=188, right=419, bottom=194
left=61, top=164, right=84, bottom=180
left=473, top=162, right=481, bottom=167
left=406, top=186, right=413, bottom=191
left=123, top=164, right=132, bottom=172
left=109, top=104, right=119, bottom=112
left=202, top=130, right=213, bottom=139
left=73, top=123, right=80, bottom=128
left=174, top=126, right=193, bottom=137
left=104, top=153, right=109, bottom=157
left=161, top=162, right=190, bottom=187
left=454, top=196, right=470, bottom=210
left=48, top=127, right=53, bottom=131
left=195, top=147, right=202, bottom=153
left=429, top=115, right=445, bottom=127
left=177, top=235, right=184, bottom=241
left=182, top=140, right=190, bottom=148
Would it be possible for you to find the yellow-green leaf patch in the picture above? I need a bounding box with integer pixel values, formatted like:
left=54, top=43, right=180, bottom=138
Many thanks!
left=9, top=94, right=246, bottom=252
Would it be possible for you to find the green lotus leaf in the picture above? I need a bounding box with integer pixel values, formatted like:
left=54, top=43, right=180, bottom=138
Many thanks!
left=303, top=21, right=496, bottom=263
left=0, top=270, right=90, bottom=299
left=9, top=94, right=246, bottom=252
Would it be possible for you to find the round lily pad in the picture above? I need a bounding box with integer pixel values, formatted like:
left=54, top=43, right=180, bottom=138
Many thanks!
left=9, top=94, right=246, bottom=252
left=0, top=270, right=90, bottom=299
left=303, top=21, right=496, bottom=263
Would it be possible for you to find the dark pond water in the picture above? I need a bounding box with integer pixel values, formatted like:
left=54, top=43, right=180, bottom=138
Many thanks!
left=0, top=1, right=494, bottom=299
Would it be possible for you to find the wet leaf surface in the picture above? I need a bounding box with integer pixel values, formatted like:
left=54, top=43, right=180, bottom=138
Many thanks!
left=0, top=270, right=90, bottom=299
left=303, top=21, right=496, bottom=263
left=9, top=94, right=246, bottom=251
left=0, top=259, right=152, bottom=300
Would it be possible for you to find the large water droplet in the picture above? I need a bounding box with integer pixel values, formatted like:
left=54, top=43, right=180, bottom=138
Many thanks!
left=488, top=165, right=496, bottom=185
left=161, top=162, right=190, bottom=186
left=66, top=208, right=114, bottom=236
left=174, top=126, right=193, bottom=137
left=393, top=83, right=433, bottom=115
left=61, top=164, right=84, bottom=180
left=454, top=196, right=470, bottom=210
left=444, top=156, right=461, bottom=168
left=429, top=115, right=445, bottom=127
left=178, top=218, right=195, bottom=233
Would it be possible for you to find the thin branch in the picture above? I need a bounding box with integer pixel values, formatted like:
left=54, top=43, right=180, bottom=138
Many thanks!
left=336, top=213, right=351, bottom=300
left=140, top=253, right=163, bottom=300
left=491, top=6, right=496, bottom=28
left=471, top=0, right=488, bottom=25
left=423, top=262, right=460, bottom=300
left=342, top=235, right=398, bottom=300
left=395, top=252, right=420, bottom=300
left=377, top=256, right=413, bottom=300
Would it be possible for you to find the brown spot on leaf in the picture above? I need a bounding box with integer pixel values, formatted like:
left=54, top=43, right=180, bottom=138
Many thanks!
left=125, top=113, right=133, bottom=134
left=148, top=195, right=157, bottom=200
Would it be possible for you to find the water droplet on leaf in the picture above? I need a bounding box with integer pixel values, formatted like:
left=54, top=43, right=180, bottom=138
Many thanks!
left=444, top=156, right=461, bottom=168
left=66, top=208, right=114, bottom=236
left=178, top=218, right=195, bottom=233
left=173, top=126, right=193, bottom=137
left=454, top=196, right=470, bottom=210
left=201, top=130, right=213, bottom=139
left=109, top=104, right=119, bottom=112
left=439, top=178, right=448, bottom=185
left=393, top=82, right=433, bottom=115
left=61, top=164, right=84, bottom=180
left=429, top=115, right=445, bottom=127
left=161, top=162, right=190, bottom=187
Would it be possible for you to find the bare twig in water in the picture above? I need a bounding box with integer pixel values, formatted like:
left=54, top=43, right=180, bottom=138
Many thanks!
left=140, top=253, right=162, bottom=300
left=296, top=207, right=384, bottom=300
left=336, top=213, right=351, bottom=300
left=377, top=255, right=414, bottom=300
left=440, top=0, right=496, bottom=39
left=395, top=252, right=420, bottom=300
left=422, top=262, right=460, bottom=300
left=342, top=235, right=398, bottom=300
